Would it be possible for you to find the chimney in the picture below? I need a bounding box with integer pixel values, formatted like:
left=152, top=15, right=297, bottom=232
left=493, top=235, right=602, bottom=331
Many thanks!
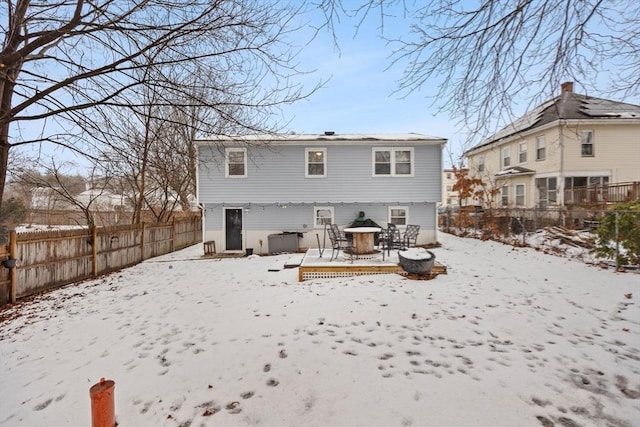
left=560, top=82, right=573, bottom=94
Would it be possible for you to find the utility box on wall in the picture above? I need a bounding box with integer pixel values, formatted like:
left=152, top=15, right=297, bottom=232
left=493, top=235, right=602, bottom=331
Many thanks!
left=268, top=233, right=299, bottom=254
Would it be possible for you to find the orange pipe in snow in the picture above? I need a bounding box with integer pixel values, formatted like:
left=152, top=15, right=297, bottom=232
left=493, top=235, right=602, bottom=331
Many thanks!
left=90, top=378, right=116, bottom=427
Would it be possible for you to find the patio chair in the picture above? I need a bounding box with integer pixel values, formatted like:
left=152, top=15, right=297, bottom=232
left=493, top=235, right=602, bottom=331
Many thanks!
left=403, top=224, right=420, bottom=247
left=328, top=224, right=353, bottom=262
left=380, top=223, right=404, bottom=259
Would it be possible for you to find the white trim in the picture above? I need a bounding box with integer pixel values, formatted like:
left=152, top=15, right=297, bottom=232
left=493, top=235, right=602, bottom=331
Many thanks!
left=388, top=206, right=408, bottom=226
left=372, top=147, right=415, bottom=177
left=535, top=135, right=546, bottom=161
left=518, top=141, right=528, bottom=164
left=515, top=184, right=525, bottom=207
left=305, top=147, right=327, bottom=178
left=580, top=129, right=595, bottom=157
left=222, top=207, right=245, bottom=252
left=313, top=206, right=334, bottom=228
left=225, top=147, right=247, bottom=178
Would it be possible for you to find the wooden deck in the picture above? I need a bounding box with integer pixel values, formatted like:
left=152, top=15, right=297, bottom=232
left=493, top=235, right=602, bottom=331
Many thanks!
left=297, top=248, right=446, bottom=281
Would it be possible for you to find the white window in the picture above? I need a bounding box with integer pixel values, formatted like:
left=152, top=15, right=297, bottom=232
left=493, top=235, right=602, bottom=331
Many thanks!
left=314, top=206, right=334, bottom=228
left=477, top=155, right=485, bottom=172
left=446, top=185, right=452, bottom=191
left=536, top=177, right=557, bottom=208
left=388, top=206, right=408, bottom=226
left=501, top=186, right=509, bottom=206
left=305, top=148, right=326, bottom=177
left=581, top=130, right=594, bottom=156
left=446, top=173, right=452, bottom=180
left=373, top=148, right=413, bottom=176
left=502, top=146, right=511, bottom=168
left=515, top=184, right=525, bottom=207
left=225, top=148, right=247, bottom=177
left=536, top=136, right=546, bottom=161
left=518, top=142, right=527, bottom=163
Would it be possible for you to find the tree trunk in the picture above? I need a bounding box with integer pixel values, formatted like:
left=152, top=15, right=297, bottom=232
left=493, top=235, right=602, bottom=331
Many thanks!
left=0, top=129, right=10, bottom=213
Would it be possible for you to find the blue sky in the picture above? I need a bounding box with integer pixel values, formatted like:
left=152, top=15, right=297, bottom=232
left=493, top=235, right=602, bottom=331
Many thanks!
left=278, top=4, right=640, bottom=168
left=277, top=7, right=463, bottom=165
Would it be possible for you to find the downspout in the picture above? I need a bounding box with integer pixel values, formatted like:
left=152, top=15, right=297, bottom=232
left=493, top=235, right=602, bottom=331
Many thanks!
left=559, top=119, right=565, bottom=209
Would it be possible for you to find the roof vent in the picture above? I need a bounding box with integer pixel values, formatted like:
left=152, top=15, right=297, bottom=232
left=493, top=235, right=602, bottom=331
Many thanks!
left=324, top=131, right=335, bottom=136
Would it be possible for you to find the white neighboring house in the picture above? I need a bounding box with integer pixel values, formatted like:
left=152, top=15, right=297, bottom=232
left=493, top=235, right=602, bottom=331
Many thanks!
left=464, top=82, right=640, bottom=209
left=75, top=189, right=127, bottom=211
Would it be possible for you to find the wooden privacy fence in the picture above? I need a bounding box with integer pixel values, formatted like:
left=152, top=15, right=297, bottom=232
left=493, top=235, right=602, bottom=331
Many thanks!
left=0, top=216, right=202, bottom=306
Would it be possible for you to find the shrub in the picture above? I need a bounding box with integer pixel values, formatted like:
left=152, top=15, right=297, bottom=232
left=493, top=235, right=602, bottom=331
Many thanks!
left=592, top=201, right=640, bottom=266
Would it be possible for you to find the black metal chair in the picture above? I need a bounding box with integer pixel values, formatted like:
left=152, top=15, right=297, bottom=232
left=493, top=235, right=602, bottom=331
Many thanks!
left=328, top=224, right=353, bottom=262
left=403, top=224, right=420, bottom=247
left=380, top=223, right=404, bottom=259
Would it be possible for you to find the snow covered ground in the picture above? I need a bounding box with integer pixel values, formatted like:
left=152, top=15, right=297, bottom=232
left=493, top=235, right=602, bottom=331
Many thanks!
left=0, top=232, right=638, bottom=427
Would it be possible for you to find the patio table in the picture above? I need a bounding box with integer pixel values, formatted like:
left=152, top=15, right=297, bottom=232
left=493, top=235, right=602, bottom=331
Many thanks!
left=343, top=227, right=381, bottom=255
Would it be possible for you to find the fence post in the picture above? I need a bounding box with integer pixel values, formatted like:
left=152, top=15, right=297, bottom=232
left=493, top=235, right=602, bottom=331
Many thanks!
left=614, top=211, right=620, bottom=270
left=140, top=222, right=146, bottom=261
left=92, top=226, right=98, bottom=277
left=171, top=217, right=176, bottom=252
left=9, top=230, right=16, bottom=303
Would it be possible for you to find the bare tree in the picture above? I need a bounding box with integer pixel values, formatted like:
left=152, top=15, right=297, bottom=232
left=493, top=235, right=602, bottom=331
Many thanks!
left=318, top=1, right=640, bottom=143
left=11, top=161, right=108, bottom=228
left=0, top=0, right=319, bottom=213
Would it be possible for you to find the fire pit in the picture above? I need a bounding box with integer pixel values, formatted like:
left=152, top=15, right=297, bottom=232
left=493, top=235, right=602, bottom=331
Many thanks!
left=397, top=248, right=435, bottom=275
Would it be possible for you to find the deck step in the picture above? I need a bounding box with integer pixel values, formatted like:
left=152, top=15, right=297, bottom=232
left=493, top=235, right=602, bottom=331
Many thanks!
left=284, top=255, right=305, bottom=268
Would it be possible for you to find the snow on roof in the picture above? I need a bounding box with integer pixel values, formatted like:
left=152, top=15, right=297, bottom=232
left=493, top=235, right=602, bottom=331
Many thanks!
left=495, top=166, right=536, bottom=177
left=466, top=91, right=640, bottom=154
left=195, top=132, right=446, bottom=145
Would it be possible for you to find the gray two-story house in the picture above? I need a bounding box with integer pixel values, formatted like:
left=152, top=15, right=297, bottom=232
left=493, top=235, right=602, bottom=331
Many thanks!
left=195, top=132, right=446, bottom=254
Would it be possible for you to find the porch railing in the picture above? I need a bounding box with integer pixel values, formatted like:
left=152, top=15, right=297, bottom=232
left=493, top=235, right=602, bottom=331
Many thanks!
left=564, top=182, right=639, bottom=206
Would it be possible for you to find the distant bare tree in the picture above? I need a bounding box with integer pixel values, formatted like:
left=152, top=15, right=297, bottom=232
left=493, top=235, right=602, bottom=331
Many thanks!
left=12, top=161, right=108, bottom=228
left=318, top=0, right=640, bottom=142
left=0, top=0, right=319, bottom=214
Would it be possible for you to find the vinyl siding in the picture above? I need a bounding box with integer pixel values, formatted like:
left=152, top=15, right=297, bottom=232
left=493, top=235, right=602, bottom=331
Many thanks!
left=198, top=143, right=442, bottom=204
left=202, top=202, right=438, bottom=249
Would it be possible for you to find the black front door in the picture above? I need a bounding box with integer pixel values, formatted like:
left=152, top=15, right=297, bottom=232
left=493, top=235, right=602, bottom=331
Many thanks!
left=225, top=208, right=243, bottom=251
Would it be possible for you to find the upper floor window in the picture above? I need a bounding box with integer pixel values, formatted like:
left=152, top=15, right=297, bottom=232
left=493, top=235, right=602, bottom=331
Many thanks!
left=518, top=141, right=527, bottom=163
left=502, top=146, right=511, bottom=168
left=306, top=148, right=326, bottom=177
left=446, top=185, right=452, bottom=192
left=536, top=136, right=546, bottom=161
left=515, top=184, right=525, bottom=207
left=581, top=130, right=594, bottom=156
left=388, top=206, right=408, bottom=226
left=446, top=172, right=452, bottom=180
left=477, top=155, right=485, bottom=172
left=314, top=206, right=334, bottom=228
left=226, top=148, right=246, bottom=178
left=500, top=186, right=509, bottom=206
left=373, top=148, right=413, bottom=176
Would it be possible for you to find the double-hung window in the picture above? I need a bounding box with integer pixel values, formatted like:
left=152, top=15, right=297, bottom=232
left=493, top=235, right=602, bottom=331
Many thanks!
left=581, top=130, right=594, bottom=156
left=314, top=206, right=334, bottom=228
left=500, top=186, right=509, bottom=206
left=515, top=184, right=525, bottom=207
left=388, top=206, right=408, bottom=226
left=477, top=155, right=485, bottom=172
left=518, top=142, right=527, bottom=163
left=536, top=136, right=546, bottom=161
left=502, top=146, right=511, bottom=168
left=225, top=148, right=247, bottom=178
left=306, top=148, right=326, bottom=177
left=373, top=148, right=413, bottom=176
